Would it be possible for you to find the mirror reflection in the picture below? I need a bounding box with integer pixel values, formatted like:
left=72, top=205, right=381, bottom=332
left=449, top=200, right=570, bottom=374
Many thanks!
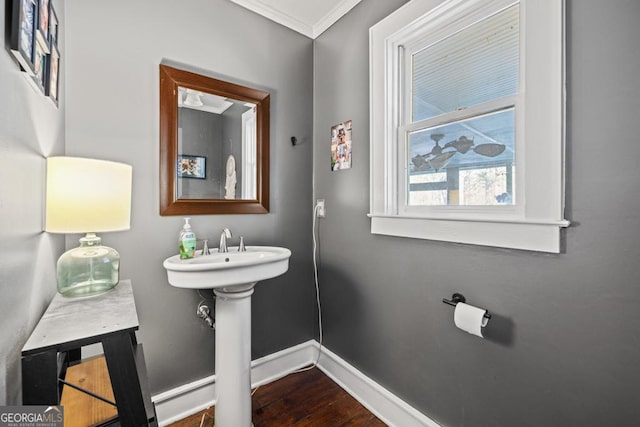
left=177, top=87, right=257, bottom=200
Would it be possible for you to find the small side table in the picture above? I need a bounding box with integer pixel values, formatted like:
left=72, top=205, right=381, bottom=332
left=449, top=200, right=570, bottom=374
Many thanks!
left=22, top=280, right=157, bottom=427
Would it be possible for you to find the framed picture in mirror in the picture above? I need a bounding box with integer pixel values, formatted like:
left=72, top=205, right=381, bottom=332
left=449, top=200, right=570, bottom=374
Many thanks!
left=177, top=155, right=206, bottom=179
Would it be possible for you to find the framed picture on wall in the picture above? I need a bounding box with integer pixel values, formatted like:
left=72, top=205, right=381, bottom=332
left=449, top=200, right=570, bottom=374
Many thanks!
left=31, top=40, right=47, bottom=93
left=177, top=155, right=206, bottom=179
left=49, top=4, right=58, bottom=47
left=35, top=0, right=50, bottom=53
left=9, top=0, right=37, bottom=75
left=330, top=120, right=353, bottom=171
left=46, top=45, right=59, bottom=106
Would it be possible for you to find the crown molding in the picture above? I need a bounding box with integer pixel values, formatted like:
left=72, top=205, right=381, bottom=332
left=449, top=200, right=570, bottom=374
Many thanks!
left=312, top=0, right=362, bottom=38
left=229, top=0, right=362, bottom=39
left=230, top=0, right=314, bottom=37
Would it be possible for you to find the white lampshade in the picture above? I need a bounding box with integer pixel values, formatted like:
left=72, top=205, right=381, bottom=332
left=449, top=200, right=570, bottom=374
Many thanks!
left=45, top=156, right=132, bottom=298
left=45, top=157, right=132, bottom=233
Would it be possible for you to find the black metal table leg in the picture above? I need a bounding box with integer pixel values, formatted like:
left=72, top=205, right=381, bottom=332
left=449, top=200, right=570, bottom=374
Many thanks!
left=102, top=333, right=148, bottom=427
left=22, top=350, right=59, bottom=405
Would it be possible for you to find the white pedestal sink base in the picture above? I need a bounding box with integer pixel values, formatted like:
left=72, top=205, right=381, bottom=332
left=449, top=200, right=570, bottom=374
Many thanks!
left=162, top=246, right=292, bottom=426
left=214, top=285, right=255, bottom=427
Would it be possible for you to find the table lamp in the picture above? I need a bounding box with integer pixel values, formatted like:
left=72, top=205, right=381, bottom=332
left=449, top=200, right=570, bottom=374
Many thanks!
left=45, top=157, right=132, bottom=297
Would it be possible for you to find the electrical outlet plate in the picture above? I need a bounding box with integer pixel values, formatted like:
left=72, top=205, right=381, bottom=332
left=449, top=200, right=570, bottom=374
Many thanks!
left=316, top=199, right=325, bottom=217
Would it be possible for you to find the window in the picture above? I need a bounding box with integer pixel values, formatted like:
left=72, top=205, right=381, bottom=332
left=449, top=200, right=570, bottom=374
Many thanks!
left=370, top=0, right=568, bottom=252
left=242, top=106, right=257, bottom=199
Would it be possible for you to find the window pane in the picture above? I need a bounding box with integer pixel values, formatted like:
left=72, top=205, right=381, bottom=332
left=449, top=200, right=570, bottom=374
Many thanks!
left=412, top=4, right=519, bottom=122
left=459, top=165, right=514, bottom=205
left=409, top=172, right=447, bottom=205
left=407, top=108, right=515, bottom=206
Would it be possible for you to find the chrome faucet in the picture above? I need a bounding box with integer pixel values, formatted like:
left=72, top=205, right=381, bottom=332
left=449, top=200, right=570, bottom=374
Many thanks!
left=219, top=228, right=232, bottom=253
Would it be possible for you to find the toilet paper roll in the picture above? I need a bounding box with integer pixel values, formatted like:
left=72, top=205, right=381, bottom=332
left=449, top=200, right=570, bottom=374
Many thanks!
left=454, top=302, right=489, bottom=338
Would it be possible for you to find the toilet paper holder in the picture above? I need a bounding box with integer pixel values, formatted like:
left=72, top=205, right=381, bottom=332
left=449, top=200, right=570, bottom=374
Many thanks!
left=442, top=293, right=492, bottom=320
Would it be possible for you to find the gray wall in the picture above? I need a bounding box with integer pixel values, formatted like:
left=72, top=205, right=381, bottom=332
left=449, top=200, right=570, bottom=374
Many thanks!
left=178, top=108, right=223, bottom=199
left=0, top=0, right=65, bottom=404
left=64, top=0, right=315, bottom=394
left=313, top=0, right=640, bottom=426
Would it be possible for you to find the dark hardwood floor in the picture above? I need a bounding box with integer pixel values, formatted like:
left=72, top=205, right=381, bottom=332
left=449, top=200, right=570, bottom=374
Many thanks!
left=168, top=368, right=387, bottom=426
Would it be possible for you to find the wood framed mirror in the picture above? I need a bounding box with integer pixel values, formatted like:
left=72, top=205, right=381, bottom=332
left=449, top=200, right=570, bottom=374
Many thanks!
left=159, top=64, right=270, bottom=215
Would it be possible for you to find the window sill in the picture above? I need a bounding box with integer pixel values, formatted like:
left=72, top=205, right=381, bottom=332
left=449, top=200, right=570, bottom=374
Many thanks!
left=368, top=214, right=570, bottom=253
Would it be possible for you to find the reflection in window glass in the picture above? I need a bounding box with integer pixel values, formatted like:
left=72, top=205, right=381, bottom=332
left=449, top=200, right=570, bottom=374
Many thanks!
left=407, top=108, right=515, bottom=206
left=409, top=172, right=447, bottom=205
left=412, top=4, right=519, bottom=122
left=459, top=166, right=513, bottom=205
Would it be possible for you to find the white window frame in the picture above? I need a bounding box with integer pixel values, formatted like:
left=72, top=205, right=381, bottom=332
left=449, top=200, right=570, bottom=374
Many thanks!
left=369, top=0, right=569, bottom=253
left=242, top=106, right=257, bottom=199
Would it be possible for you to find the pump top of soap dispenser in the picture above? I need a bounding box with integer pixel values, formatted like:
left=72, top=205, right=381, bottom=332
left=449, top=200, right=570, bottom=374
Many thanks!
left=183, top=218, right=192, bottom=230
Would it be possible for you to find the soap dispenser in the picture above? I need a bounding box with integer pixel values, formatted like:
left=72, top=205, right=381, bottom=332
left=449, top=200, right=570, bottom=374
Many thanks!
left=179, top=218, right=197, bottom=259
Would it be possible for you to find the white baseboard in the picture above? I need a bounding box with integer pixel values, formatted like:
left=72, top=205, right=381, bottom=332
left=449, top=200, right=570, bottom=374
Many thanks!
left=152, top=373, right=216, bottom=426
left=152, top=341, right=316, bottom=425
left=315, top=343, right=440, bottom=427
left=152, top=340, right=439, bottom=427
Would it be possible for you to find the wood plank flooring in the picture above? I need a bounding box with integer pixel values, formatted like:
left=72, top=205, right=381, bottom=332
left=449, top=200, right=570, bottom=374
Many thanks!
left=169, top=368, right=386, bottom=427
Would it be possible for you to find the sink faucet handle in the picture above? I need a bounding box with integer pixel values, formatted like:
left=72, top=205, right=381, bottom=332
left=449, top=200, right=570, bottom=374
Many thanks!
left=203, top=239, right=210, bottom=255
left=238, top=236, right=246, bottom=252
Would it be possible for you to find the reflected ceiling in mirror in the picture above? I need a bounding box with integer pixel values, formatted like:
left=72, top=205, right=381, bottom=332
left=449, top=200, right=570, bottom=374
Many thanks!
left=160, top=64, right=270, bottom=215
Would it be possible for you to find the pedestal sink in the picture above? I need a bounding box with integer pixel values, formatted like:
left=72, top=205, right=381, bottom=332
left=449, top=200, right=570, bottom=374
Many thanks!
left=163, top=246, right=291, bottom=427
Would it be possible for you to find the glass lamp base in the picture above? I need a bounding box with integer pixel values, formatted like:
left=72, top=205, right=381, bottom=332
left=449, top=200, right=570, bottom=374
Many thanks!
left=57, top=233, right=120, bottom=298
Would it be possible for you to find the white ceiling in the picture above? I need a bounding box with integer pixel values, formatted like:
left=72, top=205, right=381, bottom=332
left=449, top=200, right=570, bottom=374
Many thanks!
left=229, top=0, right=362, bottom=39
